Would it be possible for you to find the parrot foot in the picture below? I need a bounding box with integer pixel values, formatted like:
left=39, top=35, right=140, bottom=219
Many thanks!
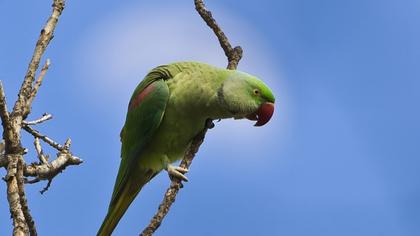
left=165, top=164, right=189, bottom=182
left=205, top=118, right=215, bottom=129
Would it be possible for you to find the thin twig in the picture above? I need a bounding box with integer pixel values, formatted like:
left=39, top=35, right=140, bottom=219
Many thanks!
left=40, top=179, right=52, bottom=194
left=0, top=82, right=14, bottom=150
left=141, top=0, right=242, bottom=235
left=63, top=138, right=71, bottom=150
left=194, top=0, right=243, bottom=69
left=0, top=81, right=10, bottom=124
left=34, top=138, right=48, bottom=164
left=24, top=178, right=41, bottom=184
left=31, top=60, right=50, bottom=98
left=23, top=113, right=53, bottom=126
left=25, top=60, right=51, bottom=113
left=22, top=125, right=65, bottom=152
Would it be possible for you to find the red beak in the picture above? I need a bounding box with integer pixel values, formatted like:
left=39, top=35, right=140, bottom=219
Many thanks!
left=246, top=102, right=275, bottom=127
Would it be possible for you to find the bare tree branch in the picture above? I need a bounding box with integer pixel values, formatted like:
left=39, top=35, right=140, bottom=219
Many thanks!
left=40, top=179, right=53, bottom=195
left=0, top=82, right=15, bottom=153
left=194, top=0, right=243, bottom=69
left=6, top=154, right=29, bottom=236
left=0, top=1, right=82, bottom=234
left=17, top=156, right=37, bottom=236
left=34, top=138, right=48, bottom=165
left=0, top=155, right=6, bottom=167
left=0, top=139, right=6, bottom=167
left=12, top=0, right=64, bottom=120
left=141, top=1, right=243, bottom=235
left=24, top=152, right=82, bottom=179
left=24, top=60, right=51, bottom=114
left=22, top=124, right=65, bottom=152
left=0, top=81, right=11, bottom=125
left=63, top=138, right=71, bottom=150
left=23, top=113, right=53, bottom=126
left=24, top=178, right=41, bottom=185
left=141, top=128, right=208, bottom=236
left=31, top=60, right=51, bottom=98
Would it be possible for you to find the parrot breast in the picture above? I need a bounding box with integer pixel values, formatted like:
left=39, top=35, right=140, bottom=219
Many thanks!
left=143, top=69, right=228, bottom=167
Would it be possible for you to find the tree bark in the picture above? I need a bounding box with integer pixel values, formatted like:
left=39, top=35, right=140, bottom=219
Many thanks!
left=0, top=1, right=82, bottom=234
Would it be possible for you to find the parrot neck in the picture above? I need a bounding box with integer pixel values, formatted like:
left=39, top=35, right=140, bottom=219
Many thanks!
left=166, top=71, right=234, bottom=121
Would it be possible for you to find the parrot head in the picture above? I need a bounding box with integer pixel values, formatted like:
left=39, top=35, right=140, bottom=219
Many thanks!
left=218, top=71, right=275, bottom=126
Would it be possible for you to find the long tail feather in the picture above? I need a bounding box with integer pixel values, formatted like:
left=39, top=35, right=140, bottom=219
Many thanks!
left=97, top=168, right=156, bottom=236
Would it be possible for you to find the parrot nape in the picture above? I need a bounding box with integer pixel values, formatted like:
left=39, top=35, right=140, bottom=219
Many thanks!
left=97, top=62, right=275, bottom=235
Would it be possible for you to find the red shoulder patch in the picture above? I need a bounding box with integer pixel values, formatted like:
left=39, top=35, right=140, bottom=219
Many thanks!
left=128, top=83, right=155, bottom=111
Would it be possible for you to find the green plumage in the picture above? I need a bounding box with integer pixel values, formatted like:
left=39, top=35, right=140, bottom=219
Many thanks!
left=98, top=62, right=275, bottom=236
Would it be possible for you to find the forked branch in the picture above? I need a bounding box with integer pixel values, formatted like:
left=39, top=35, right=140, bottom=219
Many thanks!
left=0, top=1, right=82, bottom=235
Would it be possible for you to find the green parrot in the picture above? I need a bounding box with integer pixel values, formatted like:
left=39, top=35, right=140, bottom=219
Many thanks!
left=97, top=61, right=275, bottom=235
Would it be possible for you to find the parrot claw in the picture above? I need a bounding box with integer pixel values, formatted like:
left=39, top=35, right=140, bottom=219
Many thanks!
left=166, top=164, right=189, bottom=182
left=205, top=118, right=215, bottom=129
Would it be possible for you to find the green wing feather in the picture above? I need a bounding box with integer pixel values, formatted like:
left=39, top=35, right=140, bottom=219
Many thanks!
left=98, top=63, right=197, bottom=236
left=98, top=67, right=173, bottom=236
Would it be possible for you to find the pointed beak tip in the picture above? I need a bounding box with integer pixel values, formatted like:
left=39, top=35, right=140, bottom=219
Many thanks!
left=254, top=102, right=275, bottom=127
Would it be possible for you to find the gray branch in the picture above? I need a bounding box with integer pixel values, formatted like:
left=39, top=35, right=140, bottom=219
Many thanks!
left=17, top=156, right=37, bottom=236
left=34, top=138, right=49, bottom=165
left=0, top=81, right=11, bottom=125
left=22, top=124, right=65, bottom=152
left=0, top=1, right=82, bottom=235
left=0, top=140, right=6, bottom=167
left=6, top=154, right=29, bottom=235
left=24, top=152, right=83, bottom=180
left=12, top=1, right=64, bottom=120
left=23, top=113, right=53, bottom=126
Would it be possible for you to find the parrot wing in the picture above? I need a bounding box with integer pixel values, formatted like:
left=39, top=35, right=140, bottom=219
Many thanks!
left=98, top=67, right=173, bottom=236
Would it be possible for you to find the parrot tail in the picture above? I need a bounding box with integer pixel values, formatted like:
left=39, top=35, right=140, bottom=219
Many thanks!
left=97, top=168, right=156, bottom=236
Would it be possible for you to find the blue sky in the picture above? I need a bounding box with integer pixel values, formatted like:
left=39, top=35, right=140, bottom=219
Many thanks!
left=1, top=0, right=419, bottom=235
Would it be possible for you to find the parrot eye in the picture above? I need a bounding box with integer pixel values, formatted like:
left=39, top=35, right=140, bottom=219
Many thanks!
left=253, top=89, right=260, bottom=96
